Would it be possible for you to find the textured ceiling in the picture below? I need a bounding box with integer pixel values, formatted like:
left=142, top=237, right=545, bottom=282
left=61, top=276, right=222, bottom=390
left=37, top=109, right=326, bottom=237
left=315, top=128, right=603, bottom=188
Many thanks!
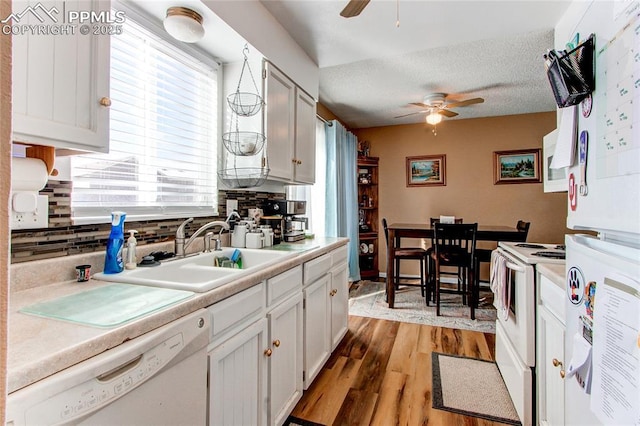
left=260, top=0, right=572, bottom=129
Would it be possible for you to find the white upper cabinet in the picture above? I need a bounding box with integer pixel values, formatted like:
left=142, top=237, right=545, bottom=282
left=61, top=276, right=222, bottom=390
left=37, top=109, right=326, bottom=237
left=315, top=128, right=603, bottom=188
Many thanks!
left=264, top=61, right=316, bottom=184
left=12, top=0, right=111, bottom=153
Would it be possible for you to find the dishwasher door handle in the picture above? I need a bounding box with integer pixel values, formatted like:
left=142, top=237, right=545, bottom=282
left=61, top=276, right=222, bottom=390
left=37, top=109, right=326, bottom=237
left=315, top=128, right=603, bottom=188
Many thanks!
left=97, top=354, right=143, bottom=382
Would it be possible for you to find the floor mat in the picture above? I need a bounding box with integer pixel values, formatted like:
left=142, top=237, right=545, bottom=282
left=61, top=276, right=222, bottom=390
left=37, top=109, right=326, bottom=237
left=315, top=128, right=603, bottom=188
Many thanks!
left=431, top=352, right=521, bottom=425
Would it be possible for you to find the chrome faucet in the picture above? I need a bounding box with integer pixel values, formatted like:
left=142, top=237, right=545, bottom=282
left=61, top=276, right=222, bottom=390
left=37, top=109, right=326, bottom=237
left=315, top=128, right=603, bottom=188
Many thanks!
left=175, top=218, right=230, bottom=257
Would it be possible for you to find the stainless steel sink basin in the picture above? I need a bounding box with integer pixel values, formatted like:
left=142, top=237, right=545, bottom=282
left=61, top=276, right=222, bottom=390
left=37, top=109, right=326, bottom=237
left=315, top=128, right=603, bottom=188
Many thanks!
left=94, top=248, right=295, bottom=292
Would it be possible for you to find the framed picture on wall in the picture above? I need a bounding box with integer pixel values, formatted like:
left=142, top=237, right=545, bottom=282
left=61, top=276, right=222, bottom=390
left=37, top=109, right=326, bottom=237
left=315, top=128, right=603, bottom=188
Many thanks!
left=493, top=148, right=542, bottom=184
left=406, top=155, right=446, bottom=187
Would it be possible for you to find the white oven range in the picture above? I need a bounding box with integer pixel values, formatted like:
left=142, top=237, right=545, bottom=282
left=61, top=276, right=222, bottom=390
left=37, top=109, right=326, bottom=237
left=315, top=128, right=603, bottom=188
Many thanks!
left=492, top=242, right=565, bottom=426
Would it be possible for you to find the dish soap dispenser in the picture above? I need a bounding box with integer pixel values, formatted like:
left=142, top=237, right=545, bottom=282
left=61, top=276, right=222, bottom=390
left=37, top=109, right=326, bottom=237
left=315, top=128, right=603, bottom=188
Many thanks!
left=125, top=230, right=138, bottom=270
left=104, top=211, right=126, bottom=274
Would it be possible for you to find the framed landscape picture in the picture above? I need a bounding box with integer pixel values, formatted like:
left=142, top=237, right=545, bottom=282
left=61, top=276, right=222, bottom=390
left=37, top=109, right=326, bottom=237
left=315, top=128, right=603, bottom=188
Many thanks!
left=406, top=155, right=446, bottom=187
left=493, top=149, right=542, bottom=184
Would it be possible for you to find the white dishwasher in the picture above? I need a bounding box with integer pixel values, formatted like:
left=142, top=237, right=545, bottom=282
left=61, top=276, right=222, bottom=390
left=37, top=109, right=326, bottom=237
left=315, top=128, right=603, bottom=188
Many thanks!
left=6, top=309, right=210, bottom=426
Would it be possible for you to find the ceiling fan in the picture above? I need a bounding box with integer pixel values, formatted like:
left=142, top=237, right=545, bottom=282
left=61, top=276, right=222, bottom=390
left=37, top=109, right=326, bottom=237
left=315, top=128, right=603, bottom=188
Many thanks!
left=340, top=0, right=371, bottom=18
left=395, top=93, right=485, bottom=121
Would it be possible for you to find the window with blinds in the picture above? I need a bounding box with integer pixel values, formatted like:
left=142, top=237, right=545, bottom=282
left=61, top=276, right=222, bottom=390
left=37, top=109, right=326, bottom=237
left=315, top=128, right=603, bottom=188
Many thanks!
left=71, top=10, right=219, bottom=224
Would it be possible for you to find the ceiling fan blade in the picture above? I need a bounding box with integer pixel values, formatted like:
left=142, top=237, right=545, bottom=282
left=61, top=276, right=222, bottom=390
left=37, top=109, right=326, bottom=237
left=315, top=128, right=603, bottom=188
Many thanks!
left=394, top=110, right=427, bottom=118
left=409, top=102, right=430, bottom=108
left=439, top=109, right=458, bottom=118
left=340, top=0, right=370, bottom=17
left=444, top=97, right=485, bottom=109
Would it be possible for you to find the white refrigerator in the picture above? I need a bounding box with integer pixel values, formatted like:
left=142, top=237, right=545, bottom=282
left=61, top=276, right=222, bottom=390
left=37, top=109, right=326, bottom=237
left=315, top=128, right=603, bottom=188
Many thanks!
left=560, top=2, right=640, bottom=425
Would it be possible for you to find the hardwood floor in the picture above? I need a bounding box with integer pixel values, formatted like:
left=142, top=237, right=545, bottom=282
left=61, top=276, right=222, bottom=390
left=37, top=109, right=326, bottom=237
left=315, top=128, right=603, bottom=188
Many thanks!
left=291, top=315, right=513, bottom=426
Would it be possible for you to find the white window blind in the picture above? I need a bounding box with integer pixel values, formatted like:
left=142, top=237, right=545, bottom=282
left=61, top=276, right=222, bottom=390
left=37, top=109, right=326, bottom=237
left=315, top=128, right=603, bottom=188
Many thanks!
left=71, top=12, right=219, bottom=224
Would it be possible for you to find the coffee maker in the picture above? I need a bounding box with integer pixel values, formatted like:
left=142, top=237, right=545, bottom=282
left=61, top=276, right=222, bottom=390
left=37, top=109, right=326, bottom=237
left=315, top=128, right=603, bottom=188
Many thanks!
left=262, top=200, right=308, bottom=243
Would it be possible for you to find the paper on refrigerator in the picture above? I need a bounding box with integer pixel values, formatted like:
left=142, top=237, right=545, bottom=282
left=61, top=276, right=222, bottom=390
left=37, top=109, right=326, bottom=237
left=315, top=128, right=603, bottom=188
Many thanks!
left=590, top=274, right=640, bottom=425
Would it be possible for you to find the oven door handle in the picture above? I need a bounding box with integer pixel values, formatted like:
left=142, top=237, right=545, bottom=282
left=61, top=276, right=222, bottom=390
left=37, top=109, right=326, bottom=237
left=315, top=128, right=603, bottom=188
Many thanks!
left=505, top=261, right=525, bottom=272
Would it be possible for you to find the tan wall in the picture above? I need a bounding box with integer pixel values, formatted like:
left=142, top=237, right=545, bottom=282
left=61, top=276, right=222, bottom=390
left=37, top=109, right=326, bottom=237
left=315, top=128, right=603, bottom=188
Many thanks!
left=354, top=112, right=567, bottom=275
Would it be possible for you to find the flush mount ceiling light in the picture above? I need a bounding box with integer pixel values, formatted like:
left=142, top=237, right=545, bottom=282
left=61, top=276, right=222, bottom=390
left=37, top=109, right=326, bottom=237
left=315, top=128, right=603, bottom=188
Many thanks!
left=425, top=111, right=442, bottom=125
left=164, top=7, right=204, bottom=43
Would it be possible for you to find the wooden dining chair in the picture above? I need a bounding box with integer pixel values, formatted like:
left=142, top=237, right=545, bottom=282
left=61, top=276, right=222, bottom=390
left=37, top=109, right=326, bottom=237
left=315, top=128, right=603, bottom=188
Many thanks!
left=382, top=218, right=428, bottom=297
left=425, top=217, right=463, bottom=304
left=430, top=222, right=478, bottom=319
left=475, top=220, right=530, bottom=288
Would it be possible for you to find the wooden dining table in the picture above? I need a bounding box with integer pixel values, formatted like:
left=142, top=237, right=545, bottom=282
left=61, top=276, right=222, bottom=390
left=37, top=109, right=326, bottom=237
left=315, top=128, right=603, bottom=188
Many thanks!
left=385, top=222, right=526, bottom=308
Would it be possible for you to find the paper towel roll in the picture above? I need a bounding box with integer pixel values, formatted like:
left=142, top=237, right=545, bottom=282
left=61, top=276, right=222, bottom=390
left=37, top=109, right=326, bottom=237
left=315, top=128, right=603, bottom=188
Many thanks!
left=11, top=157, right=48, bottom=191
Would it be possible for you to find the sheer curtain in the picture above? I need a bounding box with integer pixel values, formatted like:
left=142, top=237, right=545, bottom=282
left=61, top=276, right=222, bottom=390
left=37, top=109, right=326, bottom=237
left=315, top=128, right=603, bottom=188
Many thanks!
left=325, top=120, right=361, bottom=282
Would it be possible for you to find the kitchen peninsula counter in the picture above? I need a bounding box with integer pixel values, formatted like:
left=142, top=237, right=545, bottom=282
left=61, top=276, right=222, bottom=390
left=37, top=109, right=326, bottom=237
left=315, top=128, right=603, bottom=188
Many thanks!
left=7, top=237, right=348, bottom=394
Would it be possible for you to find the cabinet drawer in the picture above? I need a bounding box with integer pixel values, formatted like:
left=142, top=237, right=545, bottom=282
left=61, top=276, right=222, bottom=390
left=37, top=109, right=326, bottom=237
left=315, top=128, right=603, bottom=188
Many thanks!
left=304, top=254, right=331, bottom=285
left=539, top=274, right=566, bottom=324
left=267, top=266, right=302, bottom=307
left=208, top=283, right=265, bottom=342
left=331, top=245, right=348, bottom=267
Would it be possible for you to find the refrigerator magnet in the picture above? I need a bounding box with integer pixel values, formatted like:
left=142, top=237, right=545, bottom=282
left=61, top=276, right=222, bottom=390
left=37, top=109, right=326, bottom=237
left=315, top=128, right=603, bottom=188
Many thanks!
left=567, top=266, right=585, bottom=305
left=569, top=173, right=577, bottom=211
left=579, top=131, right=589, bottom=196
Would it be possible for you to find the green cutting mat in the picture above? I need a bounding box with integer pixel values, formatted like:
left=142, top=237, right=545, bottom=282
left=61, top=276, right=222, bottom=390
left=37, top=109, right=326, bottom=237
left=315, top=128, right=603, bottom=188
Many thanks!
left=21, top=283, right=194, bottom=328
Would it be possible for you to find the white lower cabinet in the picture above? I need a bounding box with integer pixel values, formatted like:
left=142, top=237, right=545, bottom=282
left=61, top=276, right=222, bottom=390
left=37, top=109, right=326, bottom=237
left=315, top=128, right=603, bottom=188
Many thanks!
left=302, top=247, right=349, bottom=389
left=536, top=272, right=566, bottom=426
left=329, top=260, right=349, bottom=350
left=267, top=292, right=303, bottom=426
left=302, top=274, right=331, bottom=388
left=208, top=318, right=269, bottom=426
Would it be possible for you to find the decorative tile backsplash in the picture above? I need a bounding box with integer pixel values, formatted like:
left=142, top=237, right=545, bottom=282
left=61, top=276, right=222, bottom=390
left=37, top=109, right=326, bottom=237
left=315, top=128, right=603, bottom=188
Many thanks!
left=10, top=180, right=285, bottom=263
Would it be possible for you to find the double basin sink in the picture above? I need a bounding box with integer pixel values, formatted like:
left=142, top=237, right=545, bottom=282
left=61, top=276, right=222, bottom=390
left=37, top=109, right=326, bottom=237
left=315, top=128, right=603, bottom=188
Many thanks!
left=94, top=248, right=296, bottom=293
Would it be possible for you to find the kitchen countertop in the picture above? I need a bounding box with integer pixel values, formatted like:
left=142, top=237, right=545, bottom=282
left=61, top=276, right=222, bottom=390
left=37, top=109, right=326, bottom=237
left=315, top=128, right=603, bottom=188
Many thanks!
left=537, top=263, right=565, bottom=288
left=8, top=237, right=348, bottom=394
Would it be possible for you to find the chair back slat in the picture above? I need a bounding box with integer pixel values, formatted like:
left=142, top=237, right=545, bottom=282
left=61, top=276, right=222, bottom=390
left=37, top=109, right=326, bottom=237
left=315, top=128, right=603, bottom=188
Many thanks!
left=433, top=223, right=478, bottom=265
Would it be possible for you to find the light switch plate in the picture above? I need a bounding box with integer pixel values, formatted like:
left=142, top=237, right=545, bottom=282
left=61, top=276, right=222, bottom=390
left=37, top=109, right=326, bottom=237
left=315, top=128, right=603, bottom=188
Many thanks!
left=11, top=194, right=48, bottom=229
left=226, top=199, right=238, bottom=213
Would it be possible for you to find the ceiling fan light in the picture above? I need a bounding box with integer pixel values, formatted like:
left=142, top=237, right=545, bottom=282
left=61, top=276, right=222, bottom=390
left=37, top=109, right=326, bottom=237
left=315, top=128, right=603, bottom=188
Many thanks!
left=164, top=7, right=205, bottom=43
left=426, top=112, right=442, bottom=125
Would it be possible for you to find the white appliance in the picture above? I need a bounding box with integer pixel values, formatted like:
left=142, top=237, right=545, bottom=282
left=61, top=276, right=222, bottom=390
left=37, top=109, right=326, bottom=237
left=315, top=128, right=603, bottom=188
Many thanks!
left=554, top=1, right=640, bottom=424
left=6, top=309, right=210, bottom=425
left=494, top=242, right=566, bottom=426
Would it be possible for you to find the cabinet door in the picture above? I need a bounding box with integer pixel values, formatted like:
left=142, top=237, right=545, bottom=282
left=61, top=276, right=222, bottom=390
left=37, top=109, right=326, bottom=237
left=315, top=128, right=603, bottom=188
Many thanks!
left=265, top=63, right=295, bottom=181
left=268, top=292, right=303, bottom=426
left=330, top=262, right=349, bottom=350
left=303, top=275, right=331, bottom=389
left=12, top=0, right=110, bottom=153
left=293, top=88, right=316, bottom=184
left=537, top=306, right=565, bottom=426
left=209, top=318, right=269, bottom=426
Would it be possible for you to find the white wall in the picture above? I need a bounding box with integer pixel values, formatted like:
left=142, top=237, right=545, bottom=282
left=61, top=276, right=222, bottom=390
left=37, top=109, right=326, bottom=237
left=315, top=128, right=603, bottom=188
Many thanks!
left=203, top=0, right=319, bottom=100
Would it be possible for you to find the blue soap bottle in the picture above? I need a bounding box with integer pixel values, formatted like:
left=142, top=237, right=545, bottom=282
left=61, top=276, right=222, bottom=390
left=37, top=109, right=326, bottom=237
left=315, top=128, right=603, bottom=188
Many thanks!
left=103, top=211, right=126, bottom=274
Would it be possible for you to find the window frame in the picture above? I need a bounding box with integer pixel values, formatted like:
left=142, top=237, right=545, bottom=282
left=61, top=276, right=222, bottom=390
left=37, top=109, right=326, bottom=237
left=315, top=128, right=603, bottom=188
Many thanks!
left=70, top=0, right=223, bottom=225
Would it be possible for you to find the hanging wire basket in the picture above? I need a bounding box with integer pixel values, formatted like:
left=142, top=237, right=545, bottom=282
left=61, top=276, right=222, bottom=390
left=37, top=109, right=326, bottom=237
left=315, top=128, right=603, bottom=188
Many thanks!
left=227, top=92, right=264, bottom=117
left=222, top=131, right=266, bottom=156
left=218, top=167, right=270, bottom=189
left=227, top=45, right=264, bottom=117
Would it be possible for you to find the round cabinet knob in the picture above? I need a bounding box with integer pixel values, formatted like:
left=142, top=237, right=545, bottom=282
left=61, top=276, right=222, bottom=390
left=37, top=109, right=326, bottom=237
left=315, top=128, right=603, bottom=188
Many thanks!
left=273, top=339, right=281, bottom=348
left=197, top=318, right=205, bottom=328
left=297, top=160, right=302, bottom=165
left=552, top=358, right=563, bottom=368
left=330, top=289, right=337, bottom=297
left=264, top=348, right=273, bottom=357
left=560, top=370, right=566, bottom=379
left=99, top=97, right=112, bottom=107
left=291, top=158, right=297, bottom=164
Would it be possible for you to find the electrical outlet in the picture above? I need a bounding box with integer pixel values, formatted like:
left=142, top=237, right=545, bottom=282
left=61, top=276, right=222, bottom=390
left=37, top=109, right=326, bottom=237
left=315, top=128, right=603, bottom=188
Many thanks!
left=11, top=195, right=48, bottom=229
left=226, top=199, right=238, bottom=213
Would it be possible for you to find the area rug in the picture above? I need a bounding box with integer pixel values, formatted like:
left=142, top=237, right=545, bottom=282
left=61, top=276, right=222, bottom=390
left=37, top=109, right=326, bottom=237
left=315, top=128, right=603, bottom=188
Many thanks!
left=431, top=352, right=521, bottom=425
left=349, top=280, right=496, bottom=333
